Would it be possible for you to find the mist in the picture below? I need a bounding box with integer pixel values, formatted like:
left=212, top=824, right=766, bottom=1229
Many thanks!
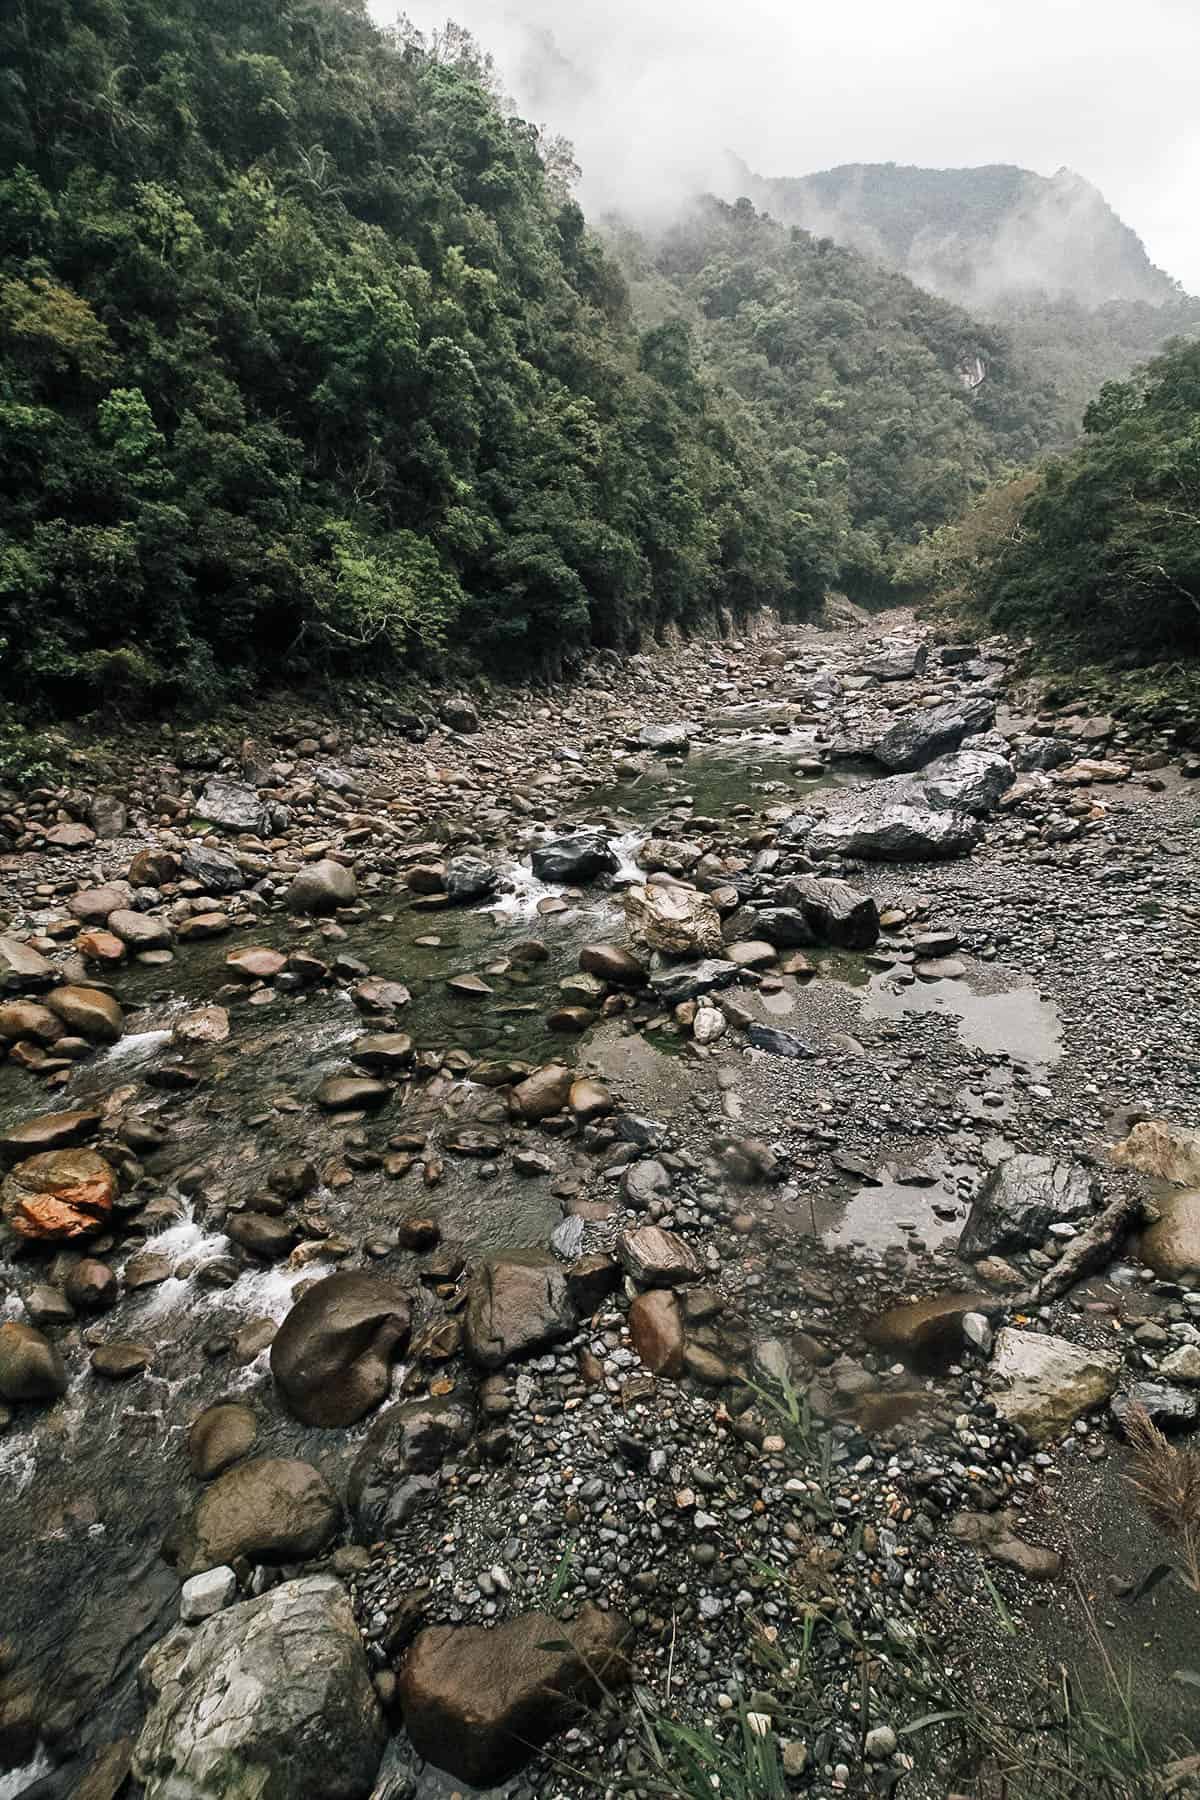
left=380, top=0, right=1200, bottom=294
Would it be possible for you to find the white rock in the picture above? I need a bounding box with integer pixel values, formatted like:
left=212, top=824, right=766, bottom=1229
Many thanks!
left=180, top=1565, right=236, bottom=1623
left=988, top=1328, right=1120, bottom=1443
left=1161, top=1344, right=1200, bottom=1385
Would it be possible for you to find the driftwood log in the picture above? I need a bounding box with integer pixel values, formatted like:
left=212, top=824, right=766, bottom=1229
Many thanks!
left=1016, top=1190, right=1145, bottom=1307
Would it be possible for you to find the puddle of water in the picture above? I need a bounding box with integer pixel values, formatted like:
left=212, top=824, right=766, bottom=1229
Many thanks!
left=815, top=1154, right=981, bottom=1253
left=581, top=738, right=866, bottom=823
left=818, top=954, right=1062, bottom=1067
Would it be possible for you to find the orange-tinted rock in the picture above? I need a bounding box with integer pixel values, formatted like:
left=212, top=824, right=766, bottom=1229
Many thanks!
left=76, top=929, right=127, bottom=966
left=1, top=1147, right=118, bottom=1239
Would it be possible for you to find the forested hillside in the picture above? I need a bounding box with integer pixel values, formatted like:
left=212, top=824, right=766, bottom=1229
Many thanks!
left=0, top=0, right=847, bottom=712
left=0, top=0, right=1069, bottom=716
left=902, top=336, right=1200, bottom=664
left=610, top=197, right=1057, bottom=594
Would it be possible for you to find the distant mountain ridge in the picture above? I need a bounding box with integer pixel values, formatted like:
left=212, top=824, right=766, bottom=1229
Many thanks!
left=724, top=157, right=1200, bottom=426
left=727, top=158, right=1184, bottom=311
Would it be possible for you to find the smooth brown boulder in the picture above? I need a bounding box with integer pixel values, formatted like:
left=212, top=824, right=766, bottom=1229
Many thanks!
left=270, top=1272, right=412, bottom=1426
left=65, top=1258, right=119, bottom=1312
left=226, top=946, right=287, bottom=982
left=175, top=1457, right=340, bottom=1577
left=465, top=1251, right=576, bottom=1369
left=578, top=944, right=646, bottom=986
left=188, top=1401, right=259, bottom=1480
left=226, top=1212, right=296, bottom=1261
left=398, top=1605, right=632, bottom=1786
left=628, top=1289, right=684, bottom=1376
left=0, top=1002, right=64, bottom=1046
left=315, top=1075, right=390, bottom=1112
left=0, top=1107, right=102, bottom=1158
left=45, top=985, right=124, bottom=1044
left=569, top=1077, right=613, bottom=1122
left=511, top=1064, right=572, bottom=1121
left=92, top=1340, right=152, bottom=1379
left=177, top=912, right=231, bottom=941
left=1, top=1147, right=118, bottom=1239
left=0, top=1320, right=68, bottom=1401
left=1140, top=1190, right=1200, bottom=1280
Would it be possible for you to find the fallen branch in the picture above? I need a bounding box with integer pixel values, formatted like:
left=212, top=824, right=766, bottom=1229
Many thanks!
left=1015, top=1190, right=1144, bottom=1307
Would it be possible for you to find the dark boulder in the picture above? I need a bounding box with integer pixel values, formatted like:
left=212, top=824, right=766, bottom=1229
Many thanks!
left=270, top=1272, right=412, bottom=1427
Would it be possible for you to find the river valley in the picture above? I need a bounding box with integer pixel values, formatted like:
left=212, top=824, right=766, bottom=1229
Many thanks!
left=1, top=608, right=1199, bottom=1799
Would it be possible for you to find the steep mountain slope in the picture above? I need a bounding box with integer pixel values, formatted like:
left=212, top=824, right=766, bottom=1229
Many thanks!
left=730, top=160, right=1180, bottom=308
left=608, top=196, right=1061, bottom=592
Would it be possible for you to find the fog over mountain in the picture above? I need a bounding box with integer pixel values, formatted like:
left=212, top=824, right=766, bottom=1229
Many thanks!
left=387, top=0, right=1200, bottom=293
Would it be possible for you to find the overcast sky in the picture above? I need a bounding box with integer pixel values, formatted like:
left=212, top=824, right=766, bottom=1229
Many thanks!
left=383, top=0, right=1200, bottom=291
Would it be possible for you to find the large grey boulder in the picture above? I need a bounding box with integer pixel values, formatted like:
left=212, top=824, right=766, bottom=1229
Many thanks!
left=530, top=828, right=617, bottom=884
left=959, top=1154, right=1097, bottom=1257
left=444, top=855, right=499, bottom=905
left=857, top=642, right=928, bottom=681
left=181, top=844, right=244, bottom=895
left=175, top=1457, right=340, bottom=1578
left=873, top=697, right=996, bottom=771
left=777, top=875, right=879, bottom=948
left=287, top=859, right=357, bottom=914
left=0, top=935, right=56, bottom=992
left=270, top=1271, right=411, bottom=1427
left=638, top=722, right=691, bottom=753
left=919, top=744, right=1015, bottom=815
left=988, top=1328, right=1120, bottom=1442
left=134, top=1574, right=384, bottom=1799
left=807, top=797, right=980, bottom=862
left=465, top=1251, right=576, bottom=1368
left=649, top=958, right=740, bottom=1006
left=195, top=777, right=272, bottom=837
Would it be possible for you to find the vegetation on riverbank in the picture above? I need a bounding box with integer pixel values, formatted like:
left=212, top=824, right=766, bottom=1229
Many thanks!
left=903, top=338, right=1200, bottom=677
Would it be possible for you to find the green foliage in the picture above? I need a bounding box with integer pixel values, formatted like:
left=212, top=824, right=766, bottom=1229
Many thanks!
left=0, top=0, right=815, bottom=715
left=908, top=338, right=1200, bottom=664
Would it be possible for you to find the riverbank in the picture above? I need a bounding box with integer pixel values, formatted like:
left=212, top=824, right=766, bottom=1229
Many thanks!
left=1, top=609, right=1199, bottom=1799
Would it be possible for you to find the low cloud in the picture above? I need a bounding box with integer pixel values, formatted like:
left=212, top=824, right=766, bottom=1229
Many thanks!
left=381, top=0, right=1200, bottom=292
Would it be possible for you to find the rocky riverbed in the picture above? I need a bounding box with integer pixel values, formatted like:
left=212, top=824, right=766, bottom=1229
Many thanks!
left=1, top=609, right=1199, bottom=1799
